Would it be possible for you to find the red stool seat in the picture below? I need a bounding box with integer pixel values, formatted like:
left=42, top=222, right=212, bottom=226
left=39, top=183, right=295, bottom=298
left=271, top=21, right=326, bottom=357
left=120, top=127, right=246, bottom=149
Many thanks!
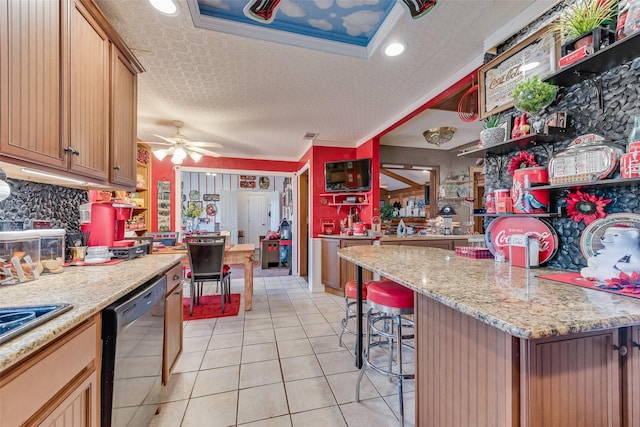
left=345, top=279, right=370, bottom=300
left=367, top=281, right=414, bottom=309
left=223, top=264, right=231, bottom=274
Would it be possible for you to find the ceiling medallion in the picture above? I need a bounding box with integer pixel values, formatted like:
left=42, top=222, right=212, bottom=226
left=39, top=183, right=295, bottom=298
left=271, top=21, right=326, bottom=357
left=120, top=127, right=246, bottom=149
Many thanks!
left=422, top=126, right=457, bottom=146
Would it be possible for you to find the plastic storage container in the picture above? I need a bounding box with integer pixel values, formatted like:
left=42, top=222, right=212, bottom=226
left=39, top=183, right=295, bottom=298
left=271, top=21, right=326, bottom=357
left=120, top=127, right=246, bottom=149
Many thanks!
left=0, top=231, right=41, bottom=283
left=35, top=229, right=65, bottom=274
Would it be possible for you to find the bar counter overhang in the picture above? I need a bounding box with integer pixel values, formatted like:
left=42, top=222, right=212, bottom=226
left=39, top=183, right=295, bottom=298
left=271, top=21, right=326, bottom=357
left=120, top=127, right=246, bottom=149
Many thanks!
left=338, top=245, right=640, bottom=426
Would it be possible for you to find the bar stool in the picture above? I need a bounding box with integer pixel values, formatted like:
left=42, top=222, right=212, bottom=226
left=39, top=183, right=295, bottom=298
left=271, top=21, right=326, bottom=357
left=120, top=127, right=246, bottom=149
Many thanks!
left=338, top=279, right=371, bottom=352
left=356, top=280, right=414, bottom=426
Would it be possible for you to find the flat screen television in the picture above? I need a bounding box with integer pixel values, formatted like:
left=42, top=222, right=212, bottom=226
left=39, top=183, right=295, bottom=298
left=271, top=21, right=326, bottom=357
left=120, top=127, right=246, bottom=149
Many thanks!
left=324, top=158, right=372, bottom=192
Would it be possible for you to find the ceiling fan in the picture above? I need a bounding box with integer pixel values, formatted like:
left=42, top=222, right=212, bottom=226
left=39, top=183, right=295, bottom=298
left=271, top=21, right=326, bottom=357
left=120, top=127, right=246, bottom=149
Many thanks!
left=148, top=120, right=223, bottom=164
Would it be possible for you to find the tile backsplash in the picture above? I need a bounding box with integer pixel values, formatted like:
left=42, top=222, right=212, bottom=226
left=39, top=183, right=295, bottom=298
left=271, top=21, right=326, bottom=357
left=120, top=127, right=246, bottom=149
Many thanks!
left=0, top=179, right=87, bottom=231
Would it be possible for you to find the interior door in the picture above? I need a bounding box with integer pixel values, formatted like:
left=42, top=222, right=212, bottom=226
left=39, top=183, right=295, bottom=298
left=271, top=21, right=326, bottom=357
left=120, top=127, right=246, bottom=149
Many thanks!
left=247, top=194, right=269, bottom=248
left=218, top=191, right=238, bottom=244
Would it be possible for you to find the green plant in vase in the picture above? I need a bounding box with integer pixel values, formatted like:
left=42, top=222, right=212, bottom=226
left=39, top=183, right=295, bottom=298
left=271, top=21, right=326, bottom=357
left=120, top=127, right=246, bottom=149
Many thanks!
left=480, top=115, right=506, bottom=146
left=380, top=203, right=394, bottom=222
left=511, top=76, right=558, bottom=134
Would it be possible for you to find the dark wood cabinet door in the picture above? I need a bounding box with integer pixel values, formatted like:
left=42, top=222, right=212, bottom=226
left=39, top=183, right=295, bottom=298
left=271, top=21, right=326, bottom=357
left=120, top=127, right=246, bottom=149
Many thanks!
left=164, top=284, right=183, bottom=384
left=321, top=239, right=341, bottom=292
left=339, top=239, right=373, bottom=286
left=69, top=0, right=109, bottom=181
left=110, top=45, right=137, bottom=187
left=0, top=0, right=67, bottom=169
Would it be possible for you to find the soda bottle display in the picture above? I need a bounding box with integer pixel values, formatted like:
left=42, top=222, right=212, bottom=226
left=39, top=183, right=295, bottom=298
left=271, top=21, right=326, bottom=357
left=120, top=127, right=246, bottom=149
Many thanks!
left=616, top=0, right=629, bottom=40
left=624, top=0, right=640, bottom=36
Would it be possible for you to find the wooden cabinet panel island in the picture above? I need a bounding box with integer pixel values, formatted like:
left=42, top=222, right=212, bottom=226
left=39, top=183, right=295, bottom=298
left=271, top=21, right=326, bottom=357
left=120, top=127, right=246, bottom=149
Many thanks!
left=338, top=245, right=640, bottom=426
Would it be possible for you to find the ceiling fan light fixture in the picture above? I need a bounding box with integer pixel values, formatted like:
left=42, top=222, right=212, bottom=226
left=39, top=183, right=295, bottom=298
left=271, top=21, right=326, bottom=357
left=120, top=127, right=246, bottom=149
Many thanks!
left=153, top=149, right=168, bottom=160
left=423, top=126, right=457, bottom=146
left=173, top=147, right=187, bottom=160
left=171, top=153, right=184, bottom=165
left=189, top=151, right=203, bottom=162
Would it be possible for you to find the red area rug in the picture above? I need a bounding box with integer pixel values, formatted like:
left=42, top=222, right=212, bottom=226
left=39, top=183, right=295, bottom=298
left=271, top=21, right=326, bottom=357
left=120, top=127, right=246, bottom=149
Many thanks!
left=183, top=294, right=241, bottom=320
left=538, top=272, right=640, bottom=300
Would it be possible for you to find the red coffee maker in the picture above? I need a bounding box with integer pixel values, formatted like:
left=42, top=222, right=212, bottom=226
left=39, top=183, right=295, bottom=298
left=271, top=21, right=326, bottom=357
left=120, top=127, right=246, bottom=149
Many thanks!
left=80, top=202, right=135, bottom=247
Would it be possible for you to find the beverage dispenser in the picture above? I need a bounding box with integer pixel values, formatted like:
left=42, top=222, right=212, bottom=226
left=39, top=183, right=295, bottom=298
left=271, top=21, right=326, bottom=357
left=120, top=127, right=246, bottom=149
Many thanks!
left=80, top=202, right=135, bottom=248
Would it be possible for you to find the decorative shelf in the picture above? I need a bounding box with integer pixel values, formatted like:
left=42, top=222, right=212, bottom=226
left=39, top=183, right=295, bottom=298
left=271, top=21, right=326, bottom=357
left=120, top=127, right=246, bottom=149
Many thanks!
left=457, top=131, right=572, bottom=158
left=545, top=30, right=640, bottom=87
left=473, top=213, right=560, bottom=218
left=327, top=202, right=368, bottom=207
left=532, top=177, right=640, bottom=191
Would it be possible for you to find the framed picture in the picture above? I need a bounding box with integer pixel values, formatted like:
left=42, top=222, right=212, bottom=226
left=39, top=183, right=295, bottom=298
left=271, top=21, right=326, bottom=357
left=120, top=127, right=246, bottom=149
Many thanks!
left=479, top=25, right=560, bottom=119
left=240, top=180, right=256, bottom=189
left=203, top=193, right=220, bottom=201
left=498, top=116, right=512, bottom=142
left=189, top=201, right=203, bottom=210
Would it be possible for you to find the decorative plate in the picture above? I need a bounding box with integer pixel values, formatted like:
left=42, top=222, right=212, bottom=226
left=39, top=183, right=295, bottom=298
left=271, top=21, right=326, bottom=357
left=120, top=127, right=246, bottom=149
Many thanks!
left=259, top=176, right=270, bottom=189
left=485, top=217, right=559, bottom=263
left=206, top=203, right=217, bottom=216
left=457, top=185, right=470, bottom=198
left=580, top=213, right=640, bottom=259
left=189, top=190, right=200, bottom=201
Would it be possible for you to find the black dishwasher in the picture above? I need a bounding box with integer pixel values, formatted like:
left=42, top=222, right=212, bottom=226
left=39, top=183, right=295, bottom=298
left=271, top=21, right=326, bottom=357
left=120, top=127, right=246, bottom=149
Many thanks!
left=101, top=275, right=166, bottom=427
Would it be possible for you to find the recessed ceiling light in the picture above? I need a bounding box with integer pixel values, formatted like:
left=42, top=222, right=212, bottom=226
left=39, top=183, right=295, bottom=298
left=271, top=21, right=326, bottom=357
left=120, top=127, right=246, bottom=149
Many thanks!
left=384, top=42, right=406, bottom=57
left=149, top=0, right=179, bottom=16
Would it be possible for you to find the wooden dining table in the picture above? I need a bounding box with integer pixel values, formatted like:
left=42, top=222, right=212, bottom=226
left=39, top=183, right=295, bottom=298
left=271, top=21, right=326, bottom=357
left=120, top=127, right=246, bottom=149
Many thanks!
left=155, top=243, right=256, bottom=310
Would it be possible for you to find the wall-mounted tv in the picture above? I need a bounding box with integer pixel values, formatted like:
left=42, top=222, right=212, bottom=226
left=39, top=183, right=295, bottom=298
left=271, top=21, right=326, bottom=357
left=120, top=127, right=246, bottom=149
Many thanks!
left=324, top=158, right=372, bottom=192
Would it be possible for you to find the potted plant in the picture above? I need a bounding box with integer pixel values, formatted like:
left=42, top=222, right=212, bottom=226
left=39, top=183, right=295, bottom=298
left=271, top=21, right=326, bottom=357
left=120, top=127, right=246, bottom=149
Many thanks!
left=553, top=0, right=617, bottom=52
left=479, top=115, right=506, bottom=147
left=512, top=76, right=558, bottom=133
left=380, top=203, right=394, bottom=222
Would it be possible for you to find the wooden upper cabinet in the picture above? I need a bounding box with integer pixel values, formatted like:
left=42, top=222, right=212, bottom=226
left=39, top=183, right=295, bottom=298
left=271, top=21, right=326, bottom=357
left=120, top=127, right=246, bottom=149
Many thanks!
left=0, top=0, right=142, bottom=186
left=69, top=0, right=110, bottom=181
left=110, top=45, right=138, bottom=187
left=0, top=0, right=67, bottom=169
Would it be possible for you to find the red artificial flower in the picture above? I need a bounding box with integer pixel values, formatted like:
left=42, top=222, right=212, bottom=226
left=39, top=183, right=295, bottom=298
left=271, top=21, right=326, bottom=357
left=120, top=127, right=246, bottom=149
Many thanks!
left=565, top=190, right=610, bottom=225
left=605, top=271, right=640, bottom=293
left=508, top=151, right=538, bottom=176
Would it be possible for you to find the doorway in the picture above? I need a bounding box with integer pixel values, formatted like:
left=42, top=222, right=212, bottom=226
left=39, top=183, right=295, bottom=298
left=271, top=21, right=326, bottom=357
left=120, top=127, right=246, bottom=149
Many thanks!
left=245, top=193, right=269, bottom=245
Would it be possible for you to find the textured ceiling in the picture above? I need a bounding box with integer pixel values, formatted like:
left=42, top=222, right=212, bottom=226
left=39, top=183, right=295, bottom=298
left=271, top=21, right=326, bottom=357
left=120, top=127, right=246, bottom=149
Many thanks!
left=96, top=0, right=554, bottom=162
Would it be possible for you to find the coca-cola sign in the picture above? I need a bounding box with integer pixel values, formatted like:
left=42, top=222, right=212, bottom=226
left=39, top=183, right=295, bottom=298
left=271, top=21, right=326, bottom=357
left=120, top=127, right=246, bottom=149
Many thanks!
left=485, top=217, right=559, bottom=263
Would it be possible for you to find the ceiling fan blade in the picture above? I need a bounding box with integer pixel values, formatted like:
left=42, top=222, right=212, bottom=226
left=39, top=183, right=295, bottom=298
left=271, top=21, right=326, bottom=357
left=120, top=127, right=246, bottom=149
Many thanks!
left=189, top=146, right=221, bottom=158
left=146, top=141, right=174, bottom=148
left=152, top=134, right=177, bottom=144
left=187, top=141, right=224, bottom=149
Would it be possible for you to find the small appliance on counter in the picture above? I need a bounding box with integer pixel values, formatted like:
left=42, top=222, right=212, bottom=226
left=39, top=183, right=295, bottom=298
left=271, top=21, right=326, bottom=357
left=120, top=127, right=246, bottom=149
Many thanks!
left=80, top=202, right=136, bottom=248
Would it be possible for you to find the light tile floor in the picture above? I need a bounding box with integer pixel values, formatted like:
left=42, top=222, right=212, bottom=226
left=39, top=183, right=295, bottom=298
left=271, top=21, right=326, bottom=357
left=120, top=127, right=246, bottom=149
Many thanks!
left=149, top=275, right=415, bottom=427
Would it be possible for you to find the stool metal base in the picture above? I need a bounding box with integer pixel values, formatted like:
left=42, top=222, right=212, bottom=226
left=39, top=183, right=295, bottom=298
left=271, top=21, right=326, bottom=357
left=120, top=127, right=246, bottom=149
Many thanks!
left=356, top=306, right=415, bottom=426
left=338, top=295, right=367, bottom=355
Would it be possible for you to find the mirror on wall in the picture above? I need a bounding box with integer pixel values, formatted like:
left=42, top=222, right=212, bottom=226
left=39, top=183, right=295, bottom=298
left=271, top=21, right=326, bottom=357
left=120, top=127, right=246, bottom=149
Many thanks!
left=379, top=164, right=439, bottom=219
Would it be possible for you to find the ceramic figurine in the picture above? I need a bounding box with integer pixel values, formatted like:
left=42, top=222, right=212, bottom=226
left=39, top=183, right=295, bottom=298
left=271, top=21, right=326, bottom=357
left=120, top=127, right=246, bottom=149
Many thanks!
left=581, top=226, right=640, bottom=282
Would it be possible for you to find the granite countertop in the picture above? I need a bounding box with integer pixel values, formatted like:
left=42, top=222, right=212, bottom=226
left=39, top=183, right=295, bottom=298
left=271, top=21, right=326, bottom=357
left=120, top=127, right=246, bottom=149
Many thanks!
left=338, top=245, right=640, bottom=340
left=0, top=254, right=184, bottom=372
left=319, top=234, right=472, bottom=241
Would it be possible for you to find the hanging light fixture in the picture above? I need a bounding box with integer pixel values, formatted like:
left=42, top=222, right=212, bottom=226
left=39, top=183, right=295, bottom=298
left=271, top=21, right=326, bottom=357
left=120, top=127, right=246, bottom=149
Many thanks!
left=423, top=126, right=457, bottom=146
left=153, top=149, right=168, bottom=160
left=189, top=151, right=203, bottom=162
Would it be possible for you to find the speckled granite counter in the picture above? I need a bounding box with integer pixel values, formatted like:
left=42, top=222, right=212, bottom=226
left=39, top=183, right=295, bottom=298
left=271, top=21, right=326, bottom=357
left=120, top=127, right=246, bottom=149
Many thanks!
left=338, top=245, right=640, bottom=339
left=318, top=234, right=471, bottom=241
left=0, top=254, right=184, bottom=372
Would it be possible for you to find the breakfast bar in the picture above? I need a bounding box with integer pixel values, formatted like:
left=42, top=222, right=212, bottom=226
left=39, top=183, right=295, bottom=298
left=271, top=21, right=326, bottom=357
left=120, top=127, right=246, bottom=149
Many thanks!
left=338, top=245, right=640, bottom=426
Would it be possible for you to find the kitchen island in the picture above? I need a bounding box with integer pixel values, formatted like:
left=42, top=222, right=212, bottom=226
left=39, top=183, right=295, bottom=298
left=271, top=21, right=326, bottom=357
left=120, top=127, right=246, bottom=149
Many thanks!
left=338, top=245, right=640, bottom=426
left=0, top=254, right=184, bottom=426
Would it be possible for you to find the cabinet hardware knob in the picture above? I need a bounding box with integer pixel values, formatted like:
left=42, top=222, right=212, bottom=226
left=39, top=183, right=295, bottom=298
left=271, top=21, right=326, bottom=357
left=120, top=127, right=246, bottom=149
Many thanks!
left=614, top=344, right=628, bottom=356
left=633, top=341, right=640, bottom=349
left=113, top=165, right=121, bottom=171
left=64, top=146, right=74, bottom=154
left=73, top=149, right=80, bottom=156
left=174, top=291, right=180, bottom=295
left=173, top=274, right=180, bottom=280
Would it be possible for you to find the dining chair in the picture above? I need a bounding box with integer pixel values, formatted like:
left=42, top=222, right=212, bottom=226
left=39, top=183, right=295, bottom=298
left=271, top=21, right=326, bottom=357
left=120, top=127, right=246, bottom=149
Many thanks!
left=185, top=235, right=231, bottom=315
